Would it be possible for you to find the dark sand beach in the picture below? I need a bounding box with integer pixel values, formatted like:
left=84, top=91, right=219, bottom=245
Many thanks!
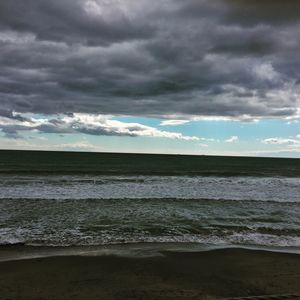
left=1, top=247, right=300, bottom=300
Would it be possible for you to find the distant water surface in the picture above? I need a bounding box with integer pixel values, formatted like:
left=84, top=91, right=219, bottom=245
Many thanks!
left=0, top=174, right=299, bottom=249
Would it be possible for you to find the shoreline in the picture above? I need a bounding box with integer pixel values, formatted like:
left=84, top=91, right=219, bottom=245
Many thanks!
left=1, top=242, right=300, bottom=262
left=1, top=246, right=300, bottom=299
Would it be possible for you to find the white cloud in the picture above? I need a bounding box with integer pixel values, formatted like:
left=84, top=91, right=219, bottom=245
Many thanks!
left=253, top=63, right=280, bottom=82
left=160, top=120, right=189, bottom=126
left=56, top=141, right=103, bottom=151
left=286, top=120, right=299, bottom=125
left=200, top=137, right=216, bottom=142
left=261, top=136, right=300, bottom=155
left=0, top=138, right=102, bottom=152
left=199, top=143, right=208, bottom=147
left=225, top=136, right=239, bottom=143
left=0, top=112, right=200, bottom=141
left=192, top=114, right=260, bottom=123
left=262, top=137, right=299, bottom=145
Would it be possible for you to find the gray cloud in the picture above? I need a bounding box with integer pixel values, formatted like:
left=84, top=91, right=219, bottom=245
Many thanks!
left=0, top=0, right=300, bottom=120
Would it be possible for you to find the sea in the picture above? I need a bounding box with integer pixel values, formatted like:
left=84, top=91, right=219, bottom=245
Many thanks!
left=0, top=150, right=300, bottom=253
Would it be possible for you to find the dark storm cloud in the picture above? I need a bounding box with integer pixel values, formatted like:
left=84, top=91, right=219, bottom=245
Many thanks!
left=0, top=0, right=299, bottom=121
left=0, top=0, right=154, bottom=45
left=224, top=0, right=300, bottom=25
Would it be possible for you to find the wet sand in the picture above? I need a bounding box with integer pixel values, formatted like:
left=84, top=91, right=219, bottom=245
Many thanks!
left=1, top=247, right=300, bottom=299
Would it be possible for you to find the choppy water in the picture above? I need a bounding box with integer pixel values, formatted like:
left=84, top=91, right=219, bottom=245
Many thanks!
left=0, top=175, right=299, bottom=249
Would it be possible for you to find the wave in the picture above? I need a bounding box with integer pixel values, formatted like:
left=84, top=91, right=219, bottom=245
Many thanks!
left=0, top=177, right=148, bottom=186
left=2, top=169, right=300, bottom=177
left=1, top=232, right=300, bottom=248
left=0, top=197, right=299, bottom=204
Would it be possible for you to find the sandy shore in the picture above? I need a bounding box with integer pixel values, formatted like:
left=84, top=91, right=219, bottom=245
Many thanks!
left=1, top=247, right=300, bottom=300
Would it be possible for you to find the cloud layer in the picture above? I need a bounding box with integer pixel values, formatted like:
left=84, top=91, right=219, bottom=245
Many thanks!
left=262, top=135, right=300, bottom=153
left=0, top=0, right=299, bottom=121
left=0, top=112, right=199, bottom=140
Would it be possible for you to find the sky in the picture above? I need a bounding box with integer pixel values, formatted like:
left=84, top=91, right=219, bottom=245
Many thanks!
left=0, top=0, right=299, bottom=157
